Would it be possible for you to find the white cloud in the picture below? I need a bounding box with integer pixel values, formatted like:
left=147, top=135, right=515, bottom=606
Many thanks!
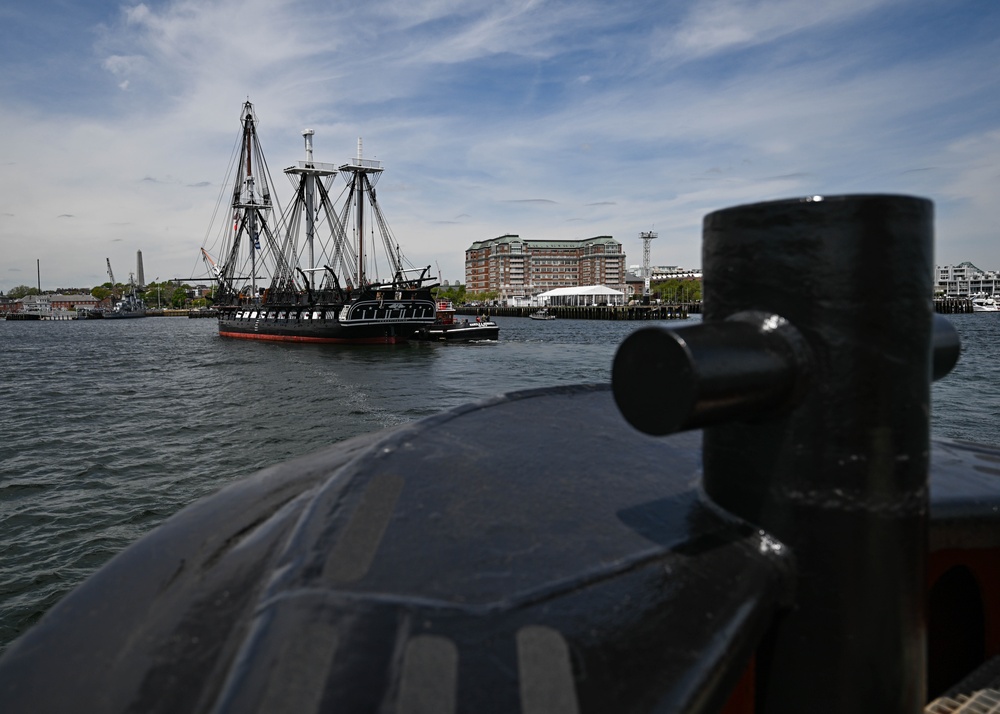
left=661, top=0, right=902, bottom=59
left=0, top=0, right=998, bottom=290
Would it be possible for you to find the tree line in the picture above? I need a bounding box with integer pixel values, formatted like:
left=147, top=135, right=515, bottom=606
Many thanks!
left=431, top=278, right=702, bottom=305
left=3, top=282, right=208, bottom=309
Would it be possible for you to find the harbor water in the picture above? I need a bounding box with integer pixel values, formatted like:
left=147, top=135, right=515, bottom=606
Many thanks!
left=1, top=312, right=998, bottom=651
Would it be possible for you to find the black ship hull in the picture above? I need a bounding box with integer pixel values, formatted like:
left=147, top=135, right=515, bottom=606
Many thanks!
left=4, top=313, right=41, bottom=321
left=103, top=310, right=147, bottom=319
left=217, top=295, right=436, bottom=344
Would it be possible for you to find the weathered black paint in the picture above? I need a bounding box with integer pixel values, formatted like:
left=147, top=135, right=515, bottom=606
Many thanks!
left=613, top=311, right=958, bottom=435
left=0, top=386, right=796, bottom=713
left=701, top=195, right=934, bottom=711
left=612, top=311, right=813, bottom=435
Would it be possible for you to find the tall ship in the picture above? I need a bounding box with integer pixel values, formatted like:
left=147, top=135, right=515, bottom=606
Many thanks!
left=202, top=102, right=436, bottom=344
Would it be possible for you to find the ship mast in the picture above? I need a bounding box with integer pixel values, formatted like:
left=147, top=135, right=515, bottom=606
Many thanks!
left=246, top=114, right=257, bottom=297
left=338, top=138, right=383, bottom=287
left=303, top=130, right=316, bottom=276
left=284, top=130, right=338, bottom=291
left=231, top=101, right=273, bottom=299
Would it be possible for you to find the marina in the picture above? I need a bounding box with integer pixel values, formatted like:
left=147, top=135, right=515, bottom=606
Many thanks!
left=488, top=303, right=693, bottom=320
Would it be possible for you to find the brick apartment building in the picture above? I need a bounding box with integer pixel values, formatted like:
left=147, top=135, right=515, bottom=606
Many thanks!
left=465, top=234, right=626, bottom=301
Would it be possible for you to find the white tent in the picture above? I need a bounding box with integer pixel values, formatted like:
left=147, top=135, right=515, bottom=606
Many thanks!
left=536, top=285, right=625, bottom=307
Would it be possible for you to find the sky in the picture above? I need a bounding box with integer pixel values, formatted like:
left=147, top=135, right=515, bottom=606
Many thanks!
left=1, top=0, right=999, bottom=292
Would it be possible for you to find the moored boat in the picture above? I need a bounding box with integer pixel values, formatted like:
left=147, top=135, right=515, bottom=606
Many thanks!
left=103, top=290, right=146, bottom=319
left=4, top=312, right=41, bottom=321
left=971, top=294, right=999, bottom=312
left=203, top=102, right=436, bottom=344
left=101, top=261, right=147, bottom=319
left=529, top=308, right=556, bottom=320
left=412, top=300, right=499, bottom=342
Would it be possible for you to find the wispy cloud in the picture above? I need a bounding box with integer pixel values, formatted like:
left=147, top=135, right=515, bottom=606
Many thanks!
left=0, top=0, right=998, bottom=289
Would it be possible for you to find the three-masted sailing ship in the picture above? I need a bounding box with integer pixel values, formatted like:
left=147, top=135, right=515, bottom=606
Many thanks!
left=202, top=102, right=436, bottom=343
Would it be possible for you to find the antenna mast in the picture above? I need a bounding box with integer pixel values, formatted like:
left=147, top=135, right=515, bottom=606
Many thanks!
left=640, top=231, right=657, bottom=296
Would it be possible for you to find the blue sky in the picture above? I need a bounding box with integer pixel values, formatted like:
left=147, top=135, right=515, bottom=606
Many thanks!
left=1, top=0, right=999, bottom=291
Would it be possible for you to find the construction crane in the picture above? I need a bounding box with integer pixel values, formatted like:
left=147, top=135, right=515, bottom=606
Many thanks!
left=106, top=258, right=118, bottom=297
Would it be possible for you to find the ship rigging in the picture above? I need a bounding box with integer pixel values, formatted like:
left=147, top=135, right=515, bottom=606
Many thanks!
left=201, top=101, right=436, bottom=343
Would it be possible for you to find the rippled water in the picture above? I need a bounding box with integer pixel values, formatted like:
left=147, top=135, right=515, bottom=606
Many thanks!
left=0, top=311, right=996, bottom=650
left=930, top=312, right=1000, bottom=445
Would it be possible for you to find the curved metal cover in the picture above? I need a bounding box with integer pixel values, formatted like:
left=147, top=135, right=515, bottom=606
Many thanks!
left=0, top=385, right=793, bottom=713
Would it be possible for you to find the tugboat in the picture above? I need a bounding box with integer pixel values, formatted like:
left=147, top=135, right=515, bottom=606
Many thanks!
left=203, top=102, right=436, bottom=344
left=412, top=300, right=499, bottom=341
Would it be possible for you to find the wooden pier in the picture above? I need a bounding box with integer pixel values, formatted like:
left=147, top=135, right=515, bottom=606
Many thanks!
left=934, top=298, right=973, bottom=314
left=467, top=300, right=970, bottom=318
left=457, top=303, right=699, bottom=320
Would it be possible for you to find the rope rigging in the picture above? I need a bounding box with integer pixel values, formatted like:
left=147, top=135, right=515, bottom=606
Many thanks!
left=198, top=102, right=431, bottom=306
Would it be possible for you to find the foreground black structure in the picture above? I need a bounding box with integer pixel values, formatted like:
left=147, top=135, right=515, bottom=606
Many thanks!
left=3, top=195, right=999, bottom=713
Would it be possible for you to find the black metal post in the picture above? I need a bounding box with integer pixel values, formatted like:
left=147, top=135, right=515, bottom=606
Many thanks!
left=612, top=311, right=812, bottom=435
left=700, top=195, right=934, bottom=712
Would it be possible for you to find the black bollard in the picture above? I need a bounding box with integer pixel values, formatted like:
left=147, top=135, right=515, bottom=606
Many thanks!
left=700, top=195, right=933, bottom=712
left=612, top=311, right=812, bottom=435
left=612, top=194, right=952, bottom=711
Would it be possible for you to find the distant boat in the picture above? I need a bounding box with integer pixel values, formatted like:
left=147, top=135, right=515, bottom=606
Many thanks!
left=971, top=295, right=999, bottom=312
left=101, top=259, right=146, bottom=319
left=103, top=283, right=147, bottom=319
left=202, top=101, right=436, bottom=344
left=529, top=308, right=556, bottom=320
left=412, top=300, right=499, bottom=342
left=4, top=312, right=41, bottom=321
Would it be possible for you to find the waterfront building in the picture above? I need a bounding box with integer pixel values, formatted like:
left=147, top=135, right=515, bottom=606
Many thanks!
left=937, top=262, right=1000, bottom=296
left=18, top=295, right=52, bottom=314
left=50, top=294, right=100, bottom=311
left=465, top=234, right=625, bottom=301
